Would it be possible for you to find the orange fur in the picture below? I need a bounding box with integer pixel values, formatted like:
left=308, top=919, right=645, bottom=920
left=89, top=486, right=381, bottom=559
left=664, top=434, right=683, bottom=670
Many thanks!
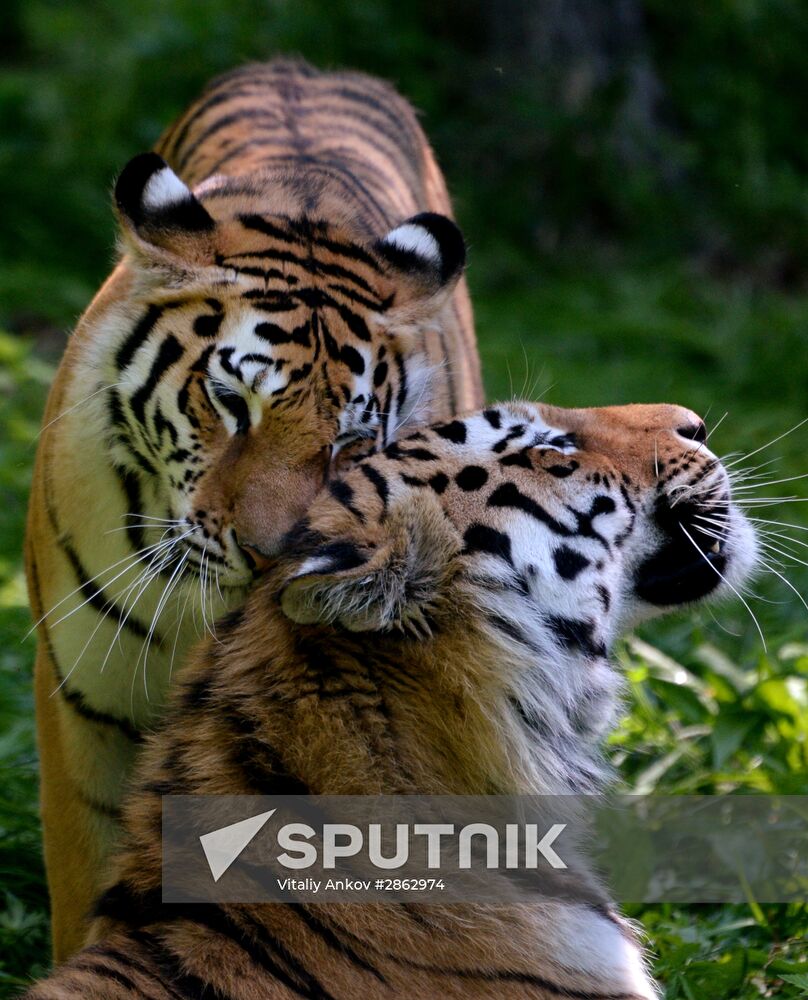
left=26, top=59, right=481, bottom=960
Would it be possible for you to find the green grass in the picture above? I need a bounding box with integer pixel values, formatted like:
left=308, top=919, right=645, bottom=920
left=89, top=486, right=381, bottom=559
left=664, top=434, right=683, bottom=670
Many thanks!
left=0, top=332, right=52, bottom=993
left=1, top=256, right=806, bottom=997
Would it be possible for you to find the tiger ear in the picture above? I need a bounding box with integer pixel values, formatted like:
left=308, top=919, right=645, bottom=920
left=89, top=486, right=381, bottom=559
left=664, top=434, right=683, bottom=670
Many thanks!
left=114, top=152, right=215, bottom=264
left=280, top=491, right=461, bottom=634
left=374, top=213, right=466, bottom=316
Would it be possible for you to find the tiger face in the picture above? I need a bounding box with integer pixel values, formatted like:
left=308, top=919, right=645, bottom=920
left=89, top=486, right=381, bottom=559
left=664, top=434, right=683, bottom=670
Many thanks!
left=281, top=401, right=757, bottom=765
left=100, top=154, right=466, bottom=587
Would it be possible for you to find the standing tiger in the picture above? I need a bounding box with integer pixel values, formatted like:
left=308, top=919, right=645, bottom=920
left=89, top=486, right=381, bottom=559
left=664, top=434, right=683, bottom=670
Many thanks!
left=24, top=400, right=757, bottom=999
left=25, top=59, right=482, bottom=961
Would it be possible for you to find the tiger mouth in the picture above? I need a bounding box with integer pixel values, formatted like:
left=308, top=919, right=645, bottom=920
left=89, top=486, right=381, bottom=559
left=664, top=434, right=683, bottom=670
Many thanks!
left=634, top=499, right=730, bottom=606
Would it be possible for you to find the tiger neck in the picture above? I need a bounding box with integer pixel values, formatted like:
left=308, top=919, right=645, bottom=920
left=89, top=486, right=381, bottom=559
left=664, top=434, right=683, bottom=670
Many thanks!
left=257, top=619, right=614, bottom=798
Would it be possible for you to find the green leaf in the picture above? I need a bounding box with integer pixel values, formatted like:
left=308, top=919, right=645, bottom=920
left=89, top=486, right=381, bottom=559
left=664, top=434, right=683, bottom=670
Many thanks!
left=711, top=710, right=756, bottom=769
left=778, top=972, right=808, bottom=994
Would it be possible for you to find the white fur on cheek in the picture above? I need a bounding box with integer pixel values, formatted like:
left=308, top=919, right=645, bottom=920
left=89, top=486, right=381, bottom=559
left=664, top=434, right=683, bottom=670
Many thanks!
left=382, top=224, right=441, bottom=266
left=141, top=167, right=192, bottom=210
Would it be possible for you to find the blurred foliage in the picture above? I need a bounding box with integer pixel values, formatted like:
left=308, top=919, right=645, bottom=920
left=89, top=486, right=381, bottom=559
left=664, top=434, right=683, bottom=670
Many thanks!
left=1, top=1, right=807, bottom=996
left=0, top=334, right=51, bottom=993
left=3, top=0, right=808, bottom=325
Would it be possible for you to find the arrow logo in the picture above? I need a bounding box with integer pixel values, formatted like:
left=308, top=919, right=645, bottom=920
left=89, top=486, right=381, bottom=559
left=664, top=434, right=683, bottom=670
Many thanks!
left=199, top=808, right=276, bottom=882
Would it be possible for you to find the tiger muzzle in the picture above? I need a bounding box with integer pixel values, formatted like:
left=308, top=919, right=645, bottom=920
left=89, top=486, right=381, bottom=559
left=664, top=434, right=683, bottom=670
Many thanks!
left=634, top=493, right=731, bottom=606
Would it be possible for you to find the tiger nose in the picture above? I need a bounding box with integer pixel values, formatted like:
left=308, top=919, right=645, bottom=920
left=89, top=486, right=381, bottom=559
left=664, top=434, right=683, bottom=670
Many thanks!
left=235, top=536, right=273, bottom=572
left=672, top=407, right=708, bottom=444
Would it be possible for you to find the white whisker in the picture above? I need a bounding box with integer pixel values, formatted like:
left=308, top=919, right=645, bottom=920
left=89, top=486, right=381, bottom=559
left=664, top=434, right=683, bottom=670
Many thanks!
left=37, top=530, right=190, bottom=633
left=749, top=516, right=808, bottom=534
left=731, top=472, right=808, bottom=491
left=100, top=535, right=190, bottom=675
left=38, top=382, right=123, bottom=438
left=139, top=549, right=191, bottom=700
left=679, top=524, right=766, bottom=650
left=764, top=563, right=808, bottom=614
left=169, top=573, right=195, bottom=683
left=723, top=417, right=808, bottom=469
left=756, top=538, right=808, bottom=570
left=757, top=528, right=808, bottom=552
left=705, top=605, right=742, bottom=637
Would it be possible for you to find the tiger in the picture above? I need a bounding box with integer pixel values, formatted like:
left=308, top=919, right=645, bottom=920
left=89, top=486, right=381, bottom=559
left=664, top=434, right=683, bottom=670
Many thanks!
left=24, top=399, right=757, bottom=999
left=24, top=58, right=482, bottom=960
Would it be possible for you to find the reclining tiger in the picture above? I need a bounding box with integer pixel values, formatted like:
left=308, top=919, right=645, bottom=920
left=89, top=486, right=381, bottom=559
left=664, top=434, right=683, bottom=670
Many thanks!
left=25, top=59, right=482, bottom=959
left=25, top=399, right=757, bottom=999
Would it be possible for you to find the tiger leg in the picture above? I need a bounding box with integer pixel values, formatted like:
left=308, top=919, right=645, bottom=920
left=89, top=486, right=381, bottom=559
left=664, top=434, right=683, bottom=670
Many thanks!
left=34, top=647, right=126, bottom=962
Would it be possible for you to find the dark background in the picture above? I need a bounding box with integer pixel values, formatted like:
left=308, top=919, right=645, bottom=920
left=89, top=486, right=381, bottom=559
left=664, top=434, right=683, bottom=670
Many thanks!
left=1, top=3, right=806, bottom=996
left=4, top=0, right=808, bottom=323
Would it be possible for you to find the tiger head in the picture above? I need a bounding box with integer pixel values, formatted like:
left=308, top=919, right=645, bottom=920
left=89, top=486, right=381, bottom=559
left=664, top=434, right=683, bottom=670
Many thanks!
left=279, top=401, right=757, bottom=785
left=96, top=153, right=466, bottom=585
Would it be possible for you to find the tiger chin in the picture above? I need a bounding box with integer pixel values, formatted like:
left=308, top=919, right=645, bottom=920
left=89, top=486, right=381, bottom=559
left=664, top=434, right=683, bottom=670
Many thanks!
left=26, top=59, right=483, bottom=959
left=26, top=400, right=756, bottom=1000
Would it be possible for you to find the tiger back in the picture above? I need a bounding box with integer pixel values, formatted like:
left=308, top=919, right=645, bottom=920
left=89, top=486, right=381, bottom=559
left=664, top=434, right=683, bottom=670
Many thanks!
left=25, top=58, right=482, bottom=960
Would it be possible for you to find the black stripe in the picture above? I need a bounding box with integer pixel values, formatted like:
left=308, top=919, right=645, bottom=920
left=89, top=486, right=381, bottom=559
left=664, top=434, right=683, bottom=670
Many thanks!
left=333, top=301, right=372, bottom=341
left=176, top=108, right=285, bottom=173
left=69, top=957, right=148, bottom=995
left=245, top=156, right=393, bottom=234
left=221, top=704, right=311, bottom=796
left=113, top=465, right=145, bottom=551
left=238, top=213, right=304, bottom=245
left=359, top=464, right=389, bottom=512
left=328, top=479, right=365, bottom=522
left=463, top=523, right=513, bottom=563
left=236, top=909, right=340, bottom=1000
left=253, top=319, right=311, bottom=346
left=128, top=929, right=221, bottom=999
left=321, top=85, right=420, bottom=161
left=60, top=684, right=143, bottom=743
left=392, top=351, right=408, bottom=432
left=83, top=940, right=193, bottom=1000
left=386, top=444, right=438, bottom=462
left=499, top=451, right=533, bottom=469
left=289, top=905, right=386, bottom=983
left=245, top=295, right=300, bottom=311
left=28, top=557, right=143, bottom=742
left=163, top=82, right=273, bottom=164
left=130, top=335, right=185, bottom=424
left=116, top=305, right=164, bottom=372
left=224, top=242, right=379, bottom=297
left=98, top=884, right=331, bottom=1000
left=487, top=482, right=572, bottom=537
left=545, top=615, right=606, bottom=658
left=312, top=234, right=381, bottom=271
left=295, top=123, right=416, bottom=193
left=61, top=680, right=141, bottom=740
left=326, top=281, right=390, bottom=312
left=486, top=613, right=544, bottom=654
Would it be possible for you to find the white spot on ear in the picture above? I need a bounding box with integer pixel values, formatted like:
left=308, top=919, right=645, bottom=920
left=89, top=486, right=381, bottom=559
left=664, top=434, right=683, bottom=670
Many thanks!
left=141, top=167, right=192, bottom=211
left=382, top=223, right=441, bottom=265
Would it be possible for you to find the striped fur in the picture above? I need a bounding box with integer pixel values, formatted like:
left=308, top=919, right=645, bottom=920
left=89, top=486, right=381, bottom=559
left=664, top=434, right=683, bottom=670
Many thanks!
left=25, top=59, right=482, bottom=960
left=26, top=400, right=758, bottom=999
